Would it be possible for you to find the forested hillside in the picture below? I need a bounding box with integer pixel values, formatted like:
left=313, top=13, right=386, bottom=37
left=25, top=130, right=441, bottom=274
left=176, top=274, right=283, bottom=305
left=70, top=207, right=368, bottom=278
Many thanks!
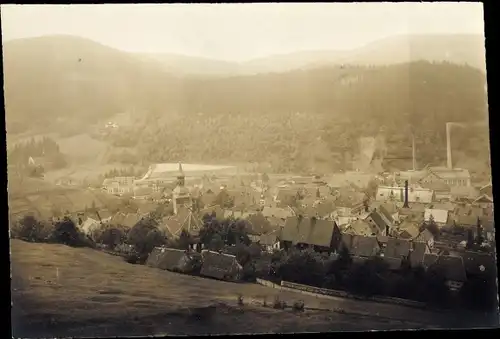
left=3, top=36, right=490, bottom=175
left=115, top=62, right=490, bottom=174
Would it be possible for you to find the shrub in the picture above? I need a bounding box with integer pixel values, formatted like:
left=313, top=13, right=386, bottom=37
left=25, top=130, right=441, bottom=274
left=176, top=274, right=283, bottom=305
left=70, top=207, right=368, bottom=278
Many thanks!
left=11, top=215, right=52, bottom=242
left=96, top=227, right=126, bottom=248
left=49, top=217, right=95, bottom=248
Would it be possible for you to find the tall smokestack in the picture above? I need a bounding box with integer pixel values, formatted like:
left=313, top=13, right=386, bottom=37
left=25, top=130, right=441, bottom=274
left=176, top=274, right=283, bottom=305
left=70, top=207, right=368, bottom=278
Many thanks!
left=412, top=134, right=417, bottom=171
left=403, top=180, right=409, bottom=208
left=446, top=123, right=453, bottom=169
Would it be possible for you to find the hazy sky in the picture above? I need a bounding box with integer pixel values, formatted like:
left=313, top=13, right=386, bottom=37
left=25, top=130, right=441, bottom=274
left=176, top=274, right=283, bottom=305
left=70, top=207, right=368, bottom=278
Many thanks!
left=1, top=3, right=484, bottom=62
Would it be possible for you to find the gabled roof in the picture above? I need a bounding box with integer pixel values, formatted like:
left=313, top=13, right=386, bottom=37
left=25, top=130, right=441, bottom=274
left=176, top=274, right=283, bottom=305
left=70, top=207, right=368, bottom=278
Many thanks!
left=409, top=241, right=428, bottom=268
left=398, top=223, right=420, bottom=239
left=473, top=194, right=493, bottom=204
left=350, top=235, right=380, bottom=257
left=282, top=216, right=337, bottom=248
left=367, top=210, right=391, bottom=232
left=414, top=229, right=434, bottom=243
left=200, top=250, right=242, bottom=280
left=260, top=229, right=280, bottom=246
left=385, top=238, right=411, bottom=259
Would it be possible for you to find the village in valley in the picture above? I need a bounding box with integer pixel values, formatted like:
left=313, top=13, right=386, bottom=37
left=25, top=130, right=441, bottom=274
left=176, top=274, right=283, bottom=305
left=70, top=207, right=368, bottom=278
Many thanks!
left=5, top=3, right=499, bottom=337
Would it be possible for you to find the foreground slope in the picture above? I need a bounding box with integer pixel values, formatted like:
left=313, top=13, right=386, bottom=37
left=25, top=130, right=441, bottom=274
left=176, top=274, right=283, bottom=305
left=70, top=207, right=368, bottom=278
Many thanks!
left=10, top=240, right=495, bottom=337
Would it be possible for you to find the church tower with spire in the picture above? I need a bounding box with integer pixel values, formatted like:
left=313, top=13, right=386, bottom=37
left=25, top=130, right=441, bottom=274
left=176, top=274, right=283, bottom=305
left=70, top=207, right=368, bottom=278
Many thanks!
left=172, top=163, right=192, bottom=215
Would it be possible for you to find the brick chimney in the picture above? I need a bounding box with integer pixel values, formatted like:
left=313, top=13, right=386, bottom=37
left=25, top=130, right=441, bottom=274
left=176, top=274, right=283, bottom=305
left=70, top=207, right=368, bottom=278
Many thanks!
left=403, top=180, right=409, bottom=208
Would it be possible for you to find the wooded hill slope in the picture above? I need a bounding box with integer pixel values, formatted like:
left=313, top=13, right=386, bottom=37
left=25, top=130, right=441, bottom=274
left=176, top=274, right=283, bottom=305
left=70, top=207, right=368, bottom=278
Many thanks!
left=3, top=35, right=490, bottom=174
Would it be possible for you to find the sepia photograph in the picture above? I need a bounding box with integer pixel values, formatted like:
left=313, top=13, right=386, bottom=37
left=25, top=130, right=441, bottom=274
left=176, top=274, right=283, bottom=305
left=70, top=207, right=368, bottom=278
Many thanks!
left=3, top=2, right=499, bottom=337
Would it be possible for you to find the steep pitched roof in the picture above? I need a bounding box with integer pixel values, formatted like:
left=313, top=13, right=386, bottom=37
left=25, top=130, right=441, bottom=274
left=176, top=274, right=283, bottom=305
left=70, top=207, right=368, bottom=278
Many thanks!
left=281, top=216, right=337, bottom=248
left=414, top=229, right=434, bottom=243
left=260, top=229, right=280, bottom=246
left=200, top=250, right=242, bottom=280
left=409, top=241, right=428, bottom=268
left=385, top=238, right=411, bottom=259
left=350, top=235, right=380, bottom=257
left=367, top=210, right=391, bottom=232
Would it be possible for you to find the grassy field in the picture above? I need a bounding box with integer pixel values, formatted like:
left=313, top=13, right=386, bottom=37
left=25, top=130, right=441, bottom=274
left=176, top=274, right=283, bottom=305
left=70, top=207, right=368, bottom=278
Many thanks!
left=10, top=240, right=495, bottom=337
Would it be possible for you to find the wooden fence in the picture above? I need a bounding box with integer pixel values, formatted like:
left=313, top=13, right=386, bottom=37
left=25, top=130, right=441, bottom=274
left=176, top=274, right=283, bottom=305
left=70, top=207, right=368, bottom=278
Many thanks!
left=256, top=279, right=425, bottom=309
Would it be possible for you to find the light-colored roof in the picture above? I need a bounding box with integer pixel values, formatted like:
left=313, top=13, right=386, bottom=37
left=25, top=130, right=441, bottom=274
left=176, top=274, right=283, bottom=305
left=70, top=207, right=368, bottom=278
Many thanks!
left=424, top=208, right=449, bottom=224
left=428, top=167, right=471, bottom=180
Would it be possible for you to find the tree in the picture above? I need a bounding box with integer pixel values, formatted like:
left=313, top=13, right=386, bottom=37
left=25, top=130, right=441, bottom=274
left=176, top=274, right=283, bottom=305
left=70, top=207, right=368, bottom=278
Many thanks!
left=209, top=233, right=224, bottom=251
left=127, top=217, right=164, bottom=256
left=178, top=229, right=192, bottom=250
left=97, top=227, right=125, bottom=248
left=261, top=172, right=270, bottom=183
left=50, top=217, right=94, bottom=248
left=466, top=229, right=475, bottom=249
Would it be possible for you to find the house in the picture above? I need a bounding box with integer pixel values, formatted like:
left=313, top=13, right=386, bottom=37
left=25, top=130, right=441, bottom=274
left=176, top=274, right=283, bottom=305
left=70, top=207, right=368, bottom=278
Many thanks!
left=334, top=190, right=367, bottom=216
left=376, top=185, right=434, bottom=204
left=146, top=247, right=202, bottom=274
left=414, top=229, right=435, bottom=249
left=344, top=235, right=380, bottom=257
left=344, top=219, right=374, bottom=236
left=472, top=194, right=494, bottom=209
left=260, top=229, right=282, bottom=253
left=102, top=177, right=135, bottom=196
left=200, top=250, right=243, bottom=282
left=399, top=203, right=426, bottom=222
left=409, top=241, right=431, bottom=268
left=423, top=254, right=467, bottom=291
left=364, top=209, right=392, bottom=236
left=450, top=186, right=479, bottom=202
left=424, top=208, right=450, bottom=227
left=266, top=216, right=286, bottom=229
left=281, top=216, right=341, bottom=252
left=479, top=182, right=493, bottom=197
left=422, top=167, right=471, bottom=188
left=397, top=221, right=421, bottom=240
left=384, top=238, right=411, bottom=259
left=79, top=217, right=101, bottom=237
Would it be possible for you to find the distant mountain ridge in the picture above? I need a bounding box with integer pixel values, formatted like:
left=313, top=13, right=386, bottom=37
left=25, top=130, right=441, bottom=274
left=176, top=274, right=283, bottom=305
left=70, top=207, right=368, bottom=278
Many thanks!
left=134, top=33, right=486, bottom=75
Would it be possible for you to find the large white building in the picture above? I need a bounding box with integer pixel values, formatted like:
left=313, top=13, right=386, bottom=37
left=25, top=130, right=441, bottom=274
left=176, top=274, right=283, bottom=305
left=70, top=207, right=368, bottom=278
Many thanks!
left=136, top=163, right=239, bottom=184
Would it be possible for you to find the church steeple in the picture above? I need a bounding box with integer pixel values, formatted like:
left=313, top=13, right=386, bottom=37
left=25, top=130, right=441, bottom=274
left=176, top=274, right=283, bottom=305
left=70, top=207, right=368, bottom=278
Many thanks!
left=177, top=162, right=185, bottom=187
